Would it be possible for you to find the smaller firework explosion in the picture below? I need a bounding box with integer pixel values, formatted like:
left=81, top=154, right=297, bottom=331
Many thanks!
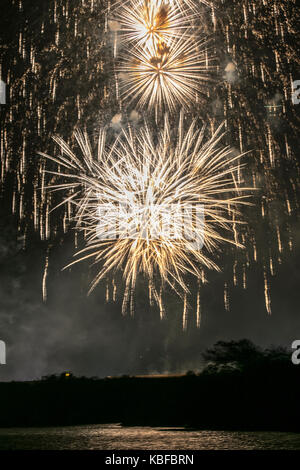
left=118, top=34, right=212, bottom=112
left=112, top=0, right=193, bottom=50
left=39, top=114, right=252, bottom=325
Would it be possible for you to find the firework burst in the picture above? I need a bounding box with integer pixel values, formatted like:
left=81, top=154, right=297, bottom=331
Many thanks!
left=118, top=34, right=212, bottom=112
left=40, top=114, right=252, bottom=321
left=112, top=0, right=193, bottom=50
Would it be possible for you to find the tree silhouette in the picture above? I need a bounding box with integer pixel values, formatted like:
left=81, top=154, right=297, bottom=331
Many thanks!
left=202, top=339, right=264, bottom=369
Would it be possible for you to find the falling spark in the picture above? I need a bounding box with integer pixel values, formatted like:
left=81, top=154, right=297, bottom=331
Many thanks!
left=106, top=281, right=110, bottom=302
left=264, top=270, right=272, bottom=315
left=183, top=292, right=188, bottom=329
left=224, top=282, right=230, bottom=311
left=196, top=280, right=201, bottom=328
left=42, top=252, right=49, bottom=302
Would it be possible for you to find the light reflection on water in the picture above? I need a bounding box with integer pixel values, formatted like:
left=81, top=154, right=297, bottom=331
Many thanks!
left=0, top=425, right=300, bottom=450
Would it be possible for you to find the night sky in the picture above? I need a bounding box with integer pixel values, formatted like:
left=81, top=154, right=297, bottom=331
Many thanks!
left=0, top=0, right=299, bottom=381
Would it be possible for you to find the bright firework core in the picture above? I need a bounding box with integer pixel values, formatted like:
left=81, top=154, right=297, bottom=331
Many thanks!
left=113, top=0, right=192, bottom=49
left=96, top=202, right=205, bottom=251
left=41, top=114, right=252, bottom=323
left=118, top=35, right=211, bottom=111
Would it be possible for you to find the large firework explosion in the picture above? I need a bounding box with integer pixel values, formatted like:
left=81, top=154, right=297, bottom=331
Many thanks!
left=40, top=115, right=251, bottom=325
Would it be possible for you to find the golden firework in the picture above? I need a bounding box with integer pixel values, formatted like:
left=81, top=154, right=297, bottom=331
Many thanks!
left=118, top=34, right=211, bottom=111
left=40, top=114, right=252, bottom=319
left=113, top=0, right=192, bottom=49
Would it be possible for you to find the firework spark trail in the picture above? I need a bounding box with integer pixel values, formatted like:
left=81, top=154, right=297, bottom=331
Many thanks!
left=40, top=114, right=252, bottom=320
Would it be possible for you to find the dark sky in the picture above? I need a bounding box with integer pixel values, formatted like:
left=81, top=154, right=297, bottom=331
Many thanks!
left=0, top=0, right=299, bottom=381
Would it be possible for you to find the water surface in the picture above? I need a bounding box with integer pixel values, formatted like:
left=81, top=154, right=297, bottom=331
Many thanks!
left=0, top=425, right=300, bottom=450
